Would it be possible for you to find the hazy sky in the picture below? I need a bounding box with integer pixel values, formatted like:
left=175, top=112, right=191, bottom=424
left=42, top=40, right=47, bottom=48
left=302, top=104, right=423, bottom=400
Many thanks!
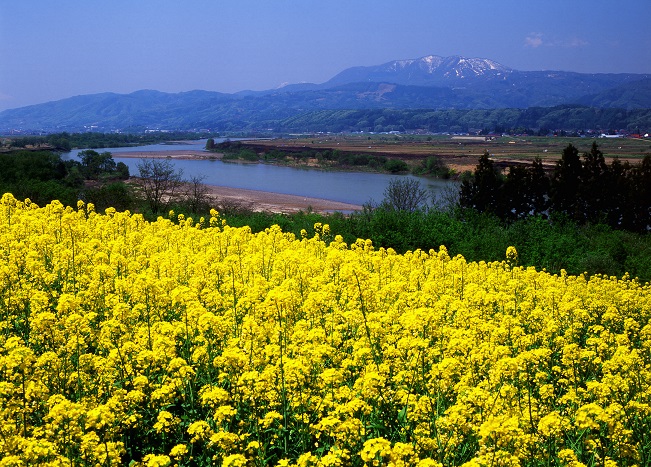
left=1, top=0, right=650, bottom=111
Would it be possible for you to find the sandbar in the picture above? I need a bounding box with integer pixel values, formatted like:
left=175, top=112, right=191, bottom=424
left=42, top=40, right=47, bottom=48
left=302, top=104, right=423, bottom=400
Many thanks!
left=201, top=184, right=362, bottom=214
left=115, top=150, right=219, bottom=160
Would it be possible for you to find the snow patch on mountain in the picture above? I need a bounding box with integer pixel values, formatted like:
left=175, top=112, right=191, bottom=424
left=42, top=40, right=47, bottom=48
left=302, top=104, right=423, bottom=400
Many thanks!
left=374, top=55, right=512, bottom=81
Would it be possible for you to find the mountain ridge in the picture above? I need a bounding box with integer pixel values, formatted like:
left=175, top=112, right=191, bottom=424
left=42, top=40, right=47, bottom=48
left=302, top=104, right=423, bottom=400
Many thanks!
left=2, top=54, right=650, bottom=132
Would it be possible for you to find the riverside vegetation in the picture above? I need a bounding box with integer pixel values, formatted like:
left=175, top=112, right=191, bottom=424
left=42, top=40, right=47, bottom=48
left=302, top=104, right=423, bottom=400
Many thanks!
left=0, top=144, right=650, bottom=283
left=210, top=140, right=425, bottom=176
left=2, top=131, right=218, bottom=152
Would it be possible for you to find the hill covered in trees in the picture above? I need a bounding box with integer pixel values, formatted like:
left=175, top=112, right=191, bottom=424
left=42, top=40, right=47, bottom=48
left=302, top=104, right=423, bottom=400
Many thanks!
left=2, top=54, right=651, bottom=133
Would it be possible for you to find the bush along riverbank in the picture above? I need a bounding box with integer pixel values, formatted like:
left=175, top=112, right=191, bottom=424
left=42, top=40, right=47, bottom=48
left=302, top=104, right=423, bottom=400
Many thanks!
left=209, top=139, right=454, bottom=178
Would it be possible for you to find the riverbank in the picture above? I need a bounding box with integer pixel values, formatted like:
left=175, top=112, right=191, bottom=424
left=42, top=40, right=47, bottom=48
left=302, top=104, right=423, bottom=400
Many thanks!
left=118, top=149, right=365, bottom=213
left=201, top=184, right=363, bottom=214
left=114, top=149, right=220, bottom=160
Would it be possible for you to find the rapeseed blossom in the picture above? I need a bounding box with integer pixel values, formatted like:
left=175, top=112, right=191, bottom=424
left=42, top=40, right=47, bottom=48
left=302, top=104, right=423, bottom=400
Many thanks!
left=0, top=193, right=650, bottom=466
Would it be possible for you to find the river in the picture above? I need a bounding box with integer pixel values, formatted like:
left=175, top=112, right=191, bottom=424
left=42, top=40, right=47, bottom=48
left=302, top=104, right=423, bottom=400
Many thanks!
left=65, top=139, right=456, bottom=207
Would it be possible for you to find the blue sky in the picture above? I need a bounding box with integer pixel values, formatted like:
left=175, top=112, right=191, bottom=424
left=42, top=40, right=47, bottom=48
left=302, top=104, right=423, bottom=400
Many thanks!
left=1, top=0, right=650, bottom=111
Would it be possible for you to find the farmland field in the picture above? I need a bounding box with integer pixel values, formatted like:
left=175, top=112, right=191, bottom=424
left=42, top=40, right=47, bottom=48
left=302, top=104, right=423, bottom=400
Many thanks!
left=248, top=135, right=651, bottom=173
left=1, top=194, right=650, bottom=466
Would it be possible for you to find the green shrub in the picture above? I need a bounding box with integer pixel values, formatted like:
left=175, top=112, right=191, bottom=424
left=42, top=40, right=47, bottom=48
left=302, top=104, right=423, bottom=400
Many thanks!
left=384, top=159, right=409, bottom=173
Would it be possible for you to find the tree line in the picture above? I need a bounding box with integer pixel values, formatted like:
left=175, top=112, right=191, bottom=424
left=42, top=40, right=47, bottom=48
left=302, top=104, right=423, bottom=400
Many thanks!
left=212, top=140, right=456, bottom=176
left=460, top=142, right=651, bottom=231
left=2, top=131, right=217, bottom=152
left=0, top=150, right=131, bottom=209
left=0, top=148, right=221, bottom=218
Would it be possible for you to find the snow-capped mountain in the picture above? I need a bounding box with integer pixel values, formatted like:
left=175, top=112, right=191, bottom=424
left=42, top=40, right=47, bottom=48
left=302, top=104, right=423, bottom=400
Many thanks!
left=388, top=55, right=510, bottom=77
left=325, top=55, right=513, bottom=87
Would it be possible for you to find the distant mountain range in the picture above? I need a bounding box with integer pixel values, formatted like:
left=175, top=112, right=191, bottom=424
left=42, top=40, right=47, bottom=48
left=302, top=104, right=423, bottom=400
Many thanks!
left=2, top=55, right=651, bottom=133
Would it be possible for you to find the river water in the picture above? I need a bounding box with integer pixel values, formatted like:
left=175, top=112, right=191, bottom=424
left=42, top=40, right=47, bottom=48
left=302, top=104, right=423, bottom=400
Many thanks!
left=65, top=139, right=456, bottom=206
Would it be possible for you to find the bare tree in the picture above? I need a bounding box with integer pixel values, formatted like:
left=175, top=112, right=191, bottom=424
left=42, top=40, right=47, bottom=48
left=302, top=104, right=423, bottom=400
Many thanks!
left=431, top=183, right=460, bottom=212
left=137, top=158, right=183, bottom=214
left=183, top=175, right=212, bottom=214
left=382, top=178, right=429, bottom=212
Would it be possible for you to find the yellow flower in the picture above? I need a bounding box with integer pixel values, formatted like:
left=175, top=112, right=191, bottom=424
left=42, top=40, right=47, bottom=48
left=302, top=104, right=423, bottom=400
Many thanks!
left=0, top=195, right=649, bottom=465
left=260, top=411, right=284, bottom=428
left=538, top=411, right=570, bottom=439
left=142, top=454, right=172, bottom=467
left=187, top=420, right=213, bottom=443
left=222, top=454, right=247, bottom=467
left=360, top=437, right=391, bottom=464
left=574, top=403, right=604, bottom=431
left=169, top=443, right=188, bottom=459
left=153, top=411, right=178, bottom=433
left=200, top=385, right=230, bottom=408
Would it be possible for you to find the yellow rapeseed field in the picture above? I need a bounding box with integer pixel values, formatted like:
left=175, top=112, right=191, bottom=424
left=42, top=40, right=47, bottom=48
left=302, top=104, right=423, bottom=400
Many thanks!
left=0, top=193, right=650, bottom=467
